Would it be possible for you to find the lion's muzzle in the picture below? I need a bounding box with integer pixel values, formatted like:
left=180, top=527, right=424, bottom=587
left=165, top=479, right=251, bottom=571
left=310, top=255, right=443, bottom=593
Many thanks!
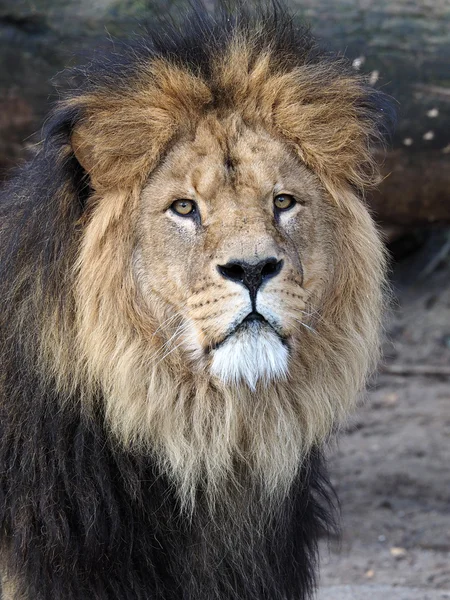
left=209, top=312, right=290, bottom=390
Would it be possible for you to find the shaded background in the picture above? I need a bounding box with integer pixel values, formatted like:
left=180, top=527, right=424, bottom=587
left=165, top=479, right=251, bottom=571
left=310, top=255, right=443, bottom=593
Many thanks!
left=0, top=1, right=449, bottom=597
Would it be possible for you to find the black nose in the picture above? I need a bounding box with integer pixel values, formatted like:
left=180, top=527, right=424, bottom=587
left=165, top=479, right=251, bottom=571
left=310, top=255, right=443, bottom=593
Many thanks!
left=218, top=258, right=283, bottom=301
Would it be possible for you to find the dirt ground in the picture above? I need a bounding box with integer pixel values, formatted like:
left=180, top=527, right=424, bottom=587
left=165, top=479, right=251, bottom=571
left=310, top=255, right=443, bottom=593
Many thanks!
left=319, top=231, right=450, bottom=592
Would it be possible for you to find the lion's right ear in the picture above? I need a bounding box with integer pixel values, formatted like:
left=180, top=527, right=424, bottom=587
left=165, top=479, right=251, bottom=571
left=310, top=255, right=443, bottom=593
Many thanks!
left=71, top=125, right=96, bottom=175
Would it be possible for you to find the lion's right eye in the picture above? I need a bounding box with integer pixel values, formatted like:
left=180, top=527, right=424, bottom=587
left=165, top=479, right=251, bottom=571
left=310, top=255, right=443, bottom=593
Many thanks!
left=171, top=199, right=197, bottom=217
left=274, top=194, right=296, bottom=212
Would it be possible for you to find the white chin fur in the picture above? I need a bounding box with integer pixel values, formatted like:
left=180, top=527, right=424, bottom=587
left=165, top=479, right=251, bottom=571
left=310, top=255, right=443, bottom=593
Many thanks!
left=210, top=323, right=289, bottom=390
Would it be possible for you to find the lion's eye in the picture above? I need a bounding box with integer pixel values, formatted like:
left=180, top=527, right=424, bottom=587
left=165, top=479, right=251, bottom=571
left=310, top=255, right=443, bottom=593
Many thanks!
left=274, top=194, right=296, bottom=211
left=171, top=199, right=197, bottom=216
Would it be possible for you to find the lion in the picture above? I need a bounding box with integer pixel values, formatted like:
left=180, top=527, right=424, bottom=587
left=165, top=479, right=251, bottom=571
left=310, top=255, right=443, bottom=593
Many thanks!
left=0, top=3, right=393, bottom=599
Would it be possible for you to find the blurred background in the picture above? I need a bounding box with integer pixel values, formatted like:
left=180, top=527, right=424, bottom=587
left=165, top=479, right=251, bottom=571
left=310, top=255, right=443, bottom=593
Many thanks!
left=0, top=1, right=448, bottom=598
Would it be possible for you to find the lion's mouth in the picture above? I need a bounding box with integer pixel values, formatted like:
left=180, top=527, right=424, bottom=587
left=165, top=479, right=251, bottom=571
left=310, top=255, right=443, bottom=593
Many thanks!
left=206, top=312, right=289, bottom=354
left=240, top=312, right=267, bottom=326
left=208, top=311, right=290, bottom=389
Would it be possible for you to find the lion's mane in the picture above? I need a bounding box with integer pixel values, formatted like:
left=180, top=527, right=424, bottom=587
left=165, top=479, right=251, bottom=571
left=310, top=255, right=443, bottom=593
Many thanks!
left=0, top=3, right=394, bottom=599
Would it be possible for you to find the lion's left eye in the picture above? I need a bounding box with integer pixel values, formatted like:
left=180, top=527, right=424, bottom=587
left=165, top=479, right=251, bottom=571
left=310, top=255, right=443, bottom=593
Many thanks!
left=274, top=194, right=296, bottom=211
left=171, top=199, right=197, bottom=216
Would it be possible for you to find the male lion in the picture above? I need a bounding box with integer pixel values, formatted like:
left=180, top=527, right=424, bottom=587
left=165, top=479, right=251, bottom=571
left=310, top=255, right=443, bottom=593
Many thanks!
left=0, top=3, right=393, bottom=599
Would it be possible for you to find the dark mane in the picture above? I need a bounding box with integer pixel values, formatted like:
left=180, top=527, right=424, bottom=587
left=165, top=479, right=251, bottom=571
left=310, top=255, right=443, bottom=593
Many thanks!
left=68, top=2, right=317, bottom=92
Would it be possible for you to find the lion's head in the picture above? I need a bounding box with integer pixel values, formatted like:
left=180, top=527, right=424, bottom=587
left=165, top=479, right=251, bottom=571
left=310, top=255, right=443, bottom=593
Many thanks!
left=18, top=6, right=392, bottom=510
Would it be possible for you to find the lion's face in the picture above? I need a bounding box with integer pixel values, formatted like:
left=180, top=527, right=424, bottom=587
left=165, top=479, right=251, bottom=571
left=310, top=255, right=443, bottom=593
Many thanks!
left=135, top=116, right=331, bottom=390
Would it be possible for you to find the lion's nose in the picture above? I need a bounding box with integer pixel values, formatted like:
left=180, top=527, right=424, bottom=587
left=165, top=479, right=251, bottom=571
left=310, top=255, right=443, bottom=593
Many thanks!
left=217, top=258, right=283, bottom=300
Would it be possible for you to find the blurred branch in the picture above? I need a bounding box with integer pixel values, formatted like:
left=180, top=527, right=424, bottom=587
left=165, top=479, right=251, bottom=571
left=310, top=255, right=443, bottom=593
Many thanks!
left=381, top=364, right=450, bottom=378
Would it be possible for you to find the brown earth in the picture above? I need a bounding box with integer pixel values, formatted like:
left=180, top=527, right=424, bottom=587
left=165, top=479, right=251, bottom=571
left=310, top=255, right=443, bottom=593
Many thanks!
left=319, top=230, right=450, bottom=592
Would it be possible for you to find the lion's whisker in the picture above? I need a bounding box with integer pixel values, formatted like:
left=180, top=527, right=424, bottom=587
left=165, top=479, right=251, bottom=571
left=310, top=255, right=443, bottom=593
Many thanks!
left=154, top=340, right=187, bottom=368
left=149, top=322, right=190, bottom=363
left=152, top=313, right=182, bottom=337
left=291, top=321, right=318, bottom=335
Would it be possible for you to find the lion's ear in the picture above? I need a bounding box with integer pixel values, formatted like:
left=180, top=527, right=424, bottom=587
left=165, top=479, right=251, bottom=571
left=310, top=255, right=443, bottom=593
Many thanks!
left=71, top=125, right=96, bottom=175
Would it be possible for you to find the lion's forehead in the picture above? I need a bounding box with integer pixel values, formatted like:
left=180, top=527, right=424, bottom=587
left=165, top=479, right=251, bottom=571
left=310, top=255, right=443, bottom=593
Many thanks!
left=149, top=115, right=318, bottom=215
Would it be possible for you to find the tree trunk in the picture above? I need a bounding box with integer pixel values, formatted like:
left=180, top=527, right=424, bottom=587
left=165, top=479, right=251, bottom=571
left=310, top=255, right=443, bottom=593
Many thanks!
left=0, top=0, right=449, bottom=225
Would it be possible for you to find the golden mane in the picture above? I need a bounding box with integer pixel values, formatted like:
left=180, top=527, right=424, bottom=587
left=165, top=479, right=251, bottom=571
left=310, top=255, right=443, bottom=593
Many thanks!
left=70, top=39, right=386, bottom=201
left=26, top=14, right=390, bottom=509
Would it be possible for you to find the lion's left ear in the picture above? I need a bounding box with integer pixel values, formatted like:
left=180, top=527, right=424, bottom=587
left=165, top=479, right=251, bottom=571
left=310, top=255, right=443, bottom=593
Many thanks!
left=71, top=125, right=96, bottom=175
